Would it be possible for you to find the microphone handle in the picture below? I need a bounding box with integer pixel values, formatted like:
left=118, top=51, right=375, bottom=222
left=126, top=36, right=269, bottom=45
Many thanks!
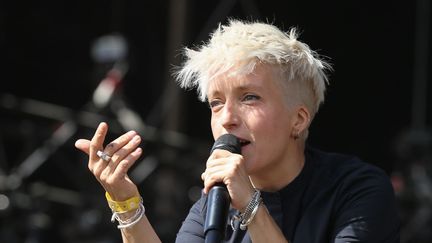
left=205, top=230, right=223, bottom=243
left=204, top=182, right=230, bottom=243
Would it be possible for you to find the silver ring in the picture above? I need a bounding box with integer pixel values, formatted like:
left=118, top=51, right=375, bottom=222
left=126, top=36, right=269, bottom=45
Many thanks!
left=97, top=150, right=112, bottom=162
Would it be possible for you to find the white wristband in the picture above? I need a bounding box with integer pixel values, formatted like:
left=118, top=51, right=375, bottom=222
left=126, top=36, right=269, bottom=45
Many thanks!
left=111, top=203, right=145, bottom=229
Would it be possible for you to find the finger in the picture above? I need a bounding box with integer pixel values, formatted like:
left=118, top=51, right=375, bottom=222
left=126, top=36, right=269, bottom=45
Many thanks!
left=74, top=139, right=90, bottom=154
left=202, top=161, right=232, bottom=193
left=90, top=122, right=109, bottom=162
left=208, top=149, right=233, bottom=160
left=105, top=135, right=141, bottom=175
left=202, top=158, right=234, bottom=192
left=202, top=170, right=226, bottom=194
left=206, top=150, right=240, bottom=169
left=206, top=154, right=242, bottom=170
left=111, top=147, right=142, bottom=181
left=110, top=134, right=141, bottom=163
left=202, top=155, right=245, bottom=192
left=95, top=130, right=137, bottom=183
left=103, top=130, right=137, bottom=157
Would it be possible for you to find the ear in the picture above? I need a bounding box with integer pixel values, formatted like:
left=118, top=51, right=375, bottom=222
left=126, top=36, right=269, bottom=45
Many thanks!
left=291, top=105, right=311, bottom=139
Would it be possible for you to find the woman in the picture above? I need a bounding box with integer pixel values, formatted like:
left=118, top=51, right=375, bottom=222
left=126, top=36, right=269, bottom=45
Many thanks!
left=75, top=20, right=399, bottom=242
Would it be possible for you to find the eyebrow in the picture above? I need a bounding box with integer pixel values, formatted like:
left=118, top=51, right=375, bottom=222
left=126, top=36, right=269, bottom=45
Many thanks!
left=208, top=80, right=264, bottom=98
left=236, top=82, right=263, bottom=92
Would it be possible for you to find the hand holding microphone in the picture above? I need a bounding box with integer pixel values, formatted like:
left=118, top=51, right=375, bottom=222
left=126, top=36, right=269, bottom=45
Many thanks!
left=203, top=134, right=255, bottom=243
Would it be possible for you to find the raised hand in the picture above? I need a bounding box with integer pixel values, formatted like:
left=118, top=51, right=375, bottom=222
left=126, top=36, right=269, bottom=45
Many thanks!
left=75, top=122, right=142, bottom=201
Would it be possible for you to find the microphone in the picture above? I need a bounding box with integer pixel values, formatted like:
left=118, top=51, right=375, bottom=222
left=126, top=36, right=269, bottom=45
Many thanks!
left=204, top=134, right=241, bottom=243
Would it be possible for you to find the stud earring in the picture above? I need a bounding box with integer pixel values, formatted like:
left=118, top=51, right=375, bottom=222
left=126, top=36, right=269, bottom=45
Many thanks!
left=293, top=131, right=300, bottom=140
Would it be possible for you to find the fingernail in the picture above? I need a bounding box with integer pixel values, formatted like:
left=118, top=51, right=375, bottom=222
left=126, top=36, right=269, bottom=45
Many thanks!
left=126, top=130, right=136, bottom=137
left=132, top=135, right=140, bottom=143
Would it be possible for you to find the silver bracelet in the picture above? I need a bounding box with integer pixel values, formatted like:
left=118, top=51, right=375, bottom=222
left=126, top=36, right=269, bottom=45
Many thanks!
left=230, top=189, right=262, bottom=231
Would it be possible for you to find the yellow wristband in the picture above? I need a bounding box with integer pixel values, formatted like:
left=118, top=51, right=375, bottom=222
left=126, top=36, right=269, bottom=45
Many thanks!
left=105, top=192, right=141, bottom=213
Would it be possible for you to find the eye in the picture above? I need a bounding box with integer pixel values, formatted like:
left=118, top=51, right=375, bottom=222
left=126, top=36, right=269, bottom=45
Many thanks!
left=208, top=99, right=223, bottom=110
left=242, top=94, right=260, bottom=102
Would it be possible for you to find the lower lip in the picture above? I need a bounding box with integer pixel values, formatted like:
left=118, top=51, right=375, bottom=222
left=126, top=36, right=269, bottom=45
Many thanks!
left=241, top=143, right=251, bottom=152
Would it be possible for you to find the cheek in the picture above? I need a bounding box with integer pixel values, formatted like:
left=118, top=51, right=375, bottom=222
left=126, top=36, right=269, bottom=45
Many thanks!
left=249, top=110, right=279, bottom=131
left=251, top=109, right=291, bottom=141
left=210, top=115, right=220, bottom=140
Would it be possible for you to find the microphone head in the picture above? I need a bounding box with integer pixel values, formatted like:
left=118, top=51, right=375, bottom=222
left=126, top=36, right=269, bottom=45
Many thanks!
left=210, top=134, right=241, bottom=154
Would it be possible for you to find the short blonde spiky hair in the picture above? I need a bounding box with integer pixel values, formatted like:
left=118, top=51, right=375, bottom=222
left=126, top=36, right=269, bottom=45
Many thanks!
left=174, top=19, right=331, bottom=115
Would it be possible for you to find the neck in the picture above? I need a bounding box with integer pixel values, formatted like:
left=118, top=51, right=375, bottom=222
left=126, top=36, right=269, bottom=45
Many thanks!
left=250, top=142, right=306, bottom=192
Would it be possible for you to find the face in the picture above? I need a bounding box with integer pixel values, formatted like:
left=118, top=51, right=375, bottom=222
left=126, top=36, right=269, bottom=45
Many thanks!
left=208, top=64, right=298, bottom=175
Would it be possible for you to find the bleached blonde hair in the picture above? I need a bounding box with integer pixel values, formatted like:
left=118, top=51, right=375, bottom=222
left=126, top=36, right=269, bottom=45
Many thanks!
left=174, top=19, right=331, bottom=115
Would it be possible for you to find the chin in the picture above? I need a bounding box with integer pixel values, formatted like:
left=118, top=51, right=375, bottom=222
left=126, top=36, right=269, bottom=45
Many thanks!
left=244, top=160, right=260, bottom=175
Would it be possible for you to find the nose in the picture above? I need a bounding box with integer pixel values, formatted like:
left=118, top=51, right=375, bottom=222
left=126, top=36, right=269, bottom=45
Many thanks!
left=219, top=101, right=240, bottom=131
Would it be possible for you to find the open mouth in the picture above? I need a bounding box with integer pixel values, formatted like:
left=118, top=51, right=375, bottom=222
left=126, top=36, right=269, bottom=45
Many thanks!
left=238, top=138, right=251, bottom=147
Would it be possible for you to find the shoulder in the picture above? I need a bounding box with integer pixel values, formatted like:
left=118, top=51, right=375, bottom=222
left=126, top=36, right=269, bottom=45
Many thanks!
left=306, top=146, right=391, bottom=189
left=305, top=146, right=400, bottom=241
left=305, top=146, right=398, bottom=222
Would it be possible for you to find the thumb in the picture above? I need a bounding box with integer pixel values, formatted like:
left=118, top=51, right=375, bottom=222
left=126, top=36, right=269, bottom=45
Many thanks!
left=75, top=139, right=91, bottom=154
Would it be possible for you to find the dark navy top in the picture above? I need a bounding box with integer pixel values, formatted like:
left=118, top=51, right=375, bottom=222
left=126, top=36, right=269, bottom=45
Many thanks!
left=175, top=147, right=400, bottom=242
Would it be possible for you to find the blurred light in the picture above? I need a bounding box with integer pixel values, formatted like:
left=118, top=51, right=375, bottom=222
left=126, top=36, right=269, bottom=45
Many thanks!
left=0, top=194, right=10, bottom=210
left=91, top=34, right=128, bottom=63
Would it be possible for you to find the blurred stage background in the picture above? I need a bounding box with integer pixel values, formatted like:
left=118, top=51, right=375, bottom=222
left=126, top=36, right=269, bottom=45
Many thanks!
left=0, top=0, right=431, bottom=242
